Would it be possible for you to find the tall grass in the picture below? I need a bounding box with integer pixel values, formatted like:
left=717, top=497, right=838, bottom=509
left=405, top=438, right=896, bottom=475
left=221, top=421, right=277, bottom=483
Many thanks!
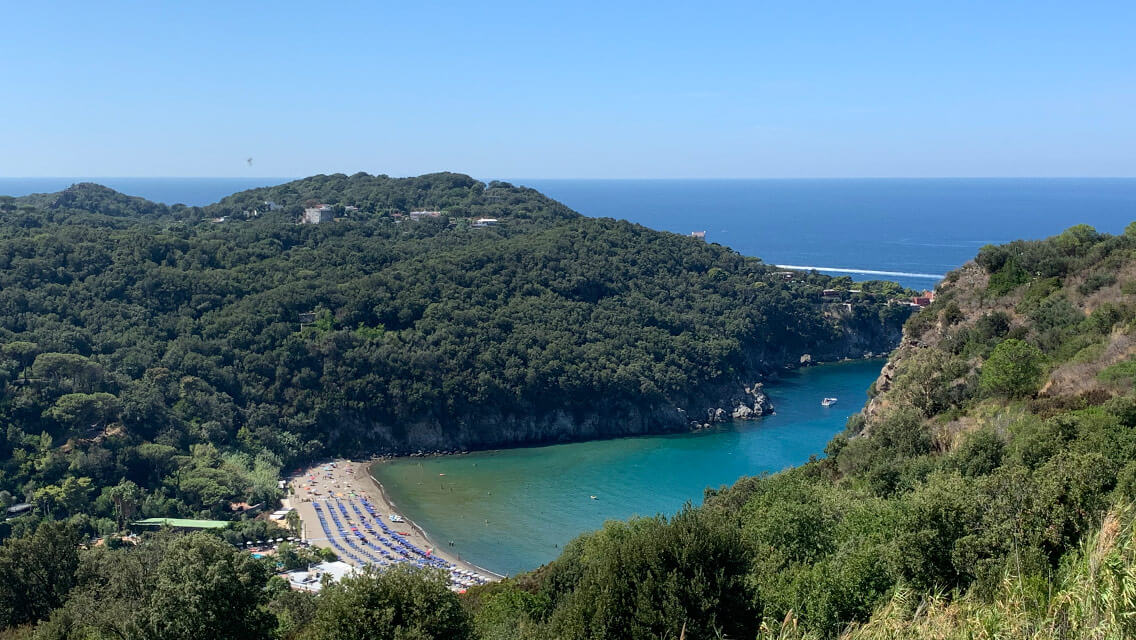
left=757, top=503, right=1136, bottom=640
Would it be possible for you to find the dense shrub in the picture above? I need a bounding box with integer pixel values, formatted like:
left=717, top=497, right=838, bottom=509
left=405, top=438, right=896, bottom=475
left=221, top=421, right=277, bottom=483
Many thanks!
left=980, top=339, right=1045, bottom=398
left=302, top=565, right=471, bottom=640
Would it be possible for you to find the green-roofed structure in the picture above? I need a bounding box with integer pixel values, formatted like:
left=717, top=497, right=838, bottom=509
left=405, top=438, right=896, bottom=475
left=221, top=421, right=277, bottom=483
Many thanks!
left=132, top=518, right=229, bottom=530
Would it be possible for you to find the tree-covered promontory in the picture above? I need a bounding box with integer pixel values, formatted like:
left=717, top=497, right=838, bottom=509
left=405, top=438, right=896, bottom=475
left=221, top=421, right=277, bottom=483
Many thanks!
left=0, top=173, right=910, bottom=532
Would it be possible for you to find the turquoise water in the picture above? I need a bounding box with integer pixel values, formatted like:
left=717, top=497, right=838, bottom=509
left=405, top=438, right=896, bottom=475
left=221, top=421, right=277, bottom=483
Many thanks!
left=372, top=359, right=883, bottom=576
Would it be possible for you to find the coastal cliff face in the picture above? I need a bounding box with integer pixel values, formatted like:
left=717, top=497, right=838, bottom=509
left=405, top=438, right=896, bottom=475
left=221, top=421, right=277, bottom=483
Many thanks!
left=857, top=224, right=1136, bottom=442
left=858, top=264, right=981, bottom=426
left=341, top=315, right=906, bottom=454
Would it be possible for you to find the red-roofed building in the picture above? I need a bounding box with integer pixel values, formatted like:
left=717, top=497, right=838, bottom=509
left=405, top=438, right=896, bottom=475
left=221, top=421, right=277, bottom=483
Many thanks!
left=911, top=290, right=935, bottom=307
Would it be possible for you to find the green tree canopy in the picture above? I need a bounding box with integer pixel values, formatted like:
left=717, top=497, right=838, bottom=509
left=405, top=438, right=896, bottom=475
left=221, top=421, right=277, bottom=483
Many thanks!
left=142, top=533, right=275, bottom=640
left=0, top=522, right=81, bottom=629
left=980, top=338, right=1046, bottom=398
left=303, top=565, right=471, bottom=640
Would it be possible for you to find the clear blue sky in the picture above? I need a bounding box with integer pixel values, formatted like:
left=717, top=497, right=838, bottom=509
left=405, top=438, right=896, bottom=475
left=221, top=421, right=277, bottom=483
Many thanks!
left=3, top=1, right=1134, bottom=178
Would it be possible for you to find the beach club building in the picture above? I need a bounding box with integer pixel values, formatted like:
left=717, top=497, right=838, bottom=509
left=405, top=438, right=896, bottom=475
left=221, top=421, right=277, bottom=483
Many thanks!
left=283, top=561, right=357, bottom=593
left=131, top=517, right=229, bottom=531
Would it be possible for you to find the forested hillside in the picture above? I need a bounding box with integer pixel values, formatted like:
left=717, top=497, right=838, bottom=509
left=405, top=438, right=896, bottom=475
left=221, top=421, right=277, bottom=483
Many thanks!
left=204, top=171, right=579, bottom=223
left=0, top=173, right=908, bottom=535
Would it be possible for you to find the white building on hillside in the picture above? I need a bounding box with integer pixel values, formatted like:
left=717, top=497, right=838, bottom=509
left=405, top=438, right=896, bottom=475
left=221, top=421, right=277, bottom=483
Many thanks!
left=302, top=205, right=333, bottom=224
left=283, top=561, right=357, bottom=592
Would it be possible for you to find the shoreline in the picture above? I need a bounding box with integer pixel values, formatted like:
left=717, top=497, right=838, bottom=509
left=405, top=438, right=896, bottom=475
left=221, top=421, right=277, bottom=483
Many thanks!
left=290, top=458, right=503, bottom=585
left=289, top=358, right=888, bottom=580
left=356, top=459, right=506, bottom=579
left=359, top=357, right=888, bottom=462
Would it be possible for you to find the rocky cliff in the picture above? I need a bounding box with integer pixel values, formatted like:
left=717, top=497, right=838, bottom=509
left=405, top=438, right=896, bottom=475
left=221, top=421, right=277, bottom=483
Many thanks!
left=341, top=317, right=906, bottom=455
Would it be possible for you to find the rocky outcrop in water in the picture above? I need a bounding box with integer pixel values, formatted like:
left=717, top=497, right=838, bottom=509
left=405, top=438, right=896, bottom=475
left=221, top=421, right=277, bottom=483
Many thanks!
left=731, top=383, right=774, bottom=419
left=691, top=382, right=774, bottom=428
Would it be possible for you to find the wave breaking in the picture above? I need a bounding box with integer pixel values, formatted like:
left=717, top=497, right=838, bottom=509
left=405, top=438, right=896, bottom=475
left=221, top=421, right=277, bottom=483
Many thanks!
left=774, top=265, right=946, bottom=279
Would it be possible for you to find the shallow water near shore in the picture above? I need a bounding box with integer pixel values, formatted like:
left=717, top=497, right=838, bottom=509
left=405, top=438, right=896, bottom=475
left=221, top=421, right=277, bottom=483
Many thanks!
left=371, top=358, right=883, bottom=576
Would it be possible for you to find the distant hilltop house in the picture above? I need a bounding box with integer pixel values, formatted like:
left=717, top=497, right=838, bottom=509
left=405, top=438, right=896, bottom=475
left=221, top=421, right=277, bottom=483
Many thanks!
left=773, top=271, right=796, bottom=279
left=302, top=205, right=334, bottom=224
left=821, top=289, right=840, bottom=297
left=408, top=210, right=442, bottom=221
left=472, top=218, right=499, bottom=228
left=6, top=503, right=33, bottom=519
left=911, top=290, right=935, bottom=307
left=691, top=231, right=706, bottom=240
left=245, top=200, right=280, bottom=218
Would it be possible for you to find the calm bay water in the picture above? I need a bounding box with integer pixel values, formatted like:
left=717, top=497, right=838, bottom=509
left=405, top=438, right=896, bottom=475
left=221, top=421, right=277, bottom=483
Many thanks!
left=372, top=359, right=882, bottom=576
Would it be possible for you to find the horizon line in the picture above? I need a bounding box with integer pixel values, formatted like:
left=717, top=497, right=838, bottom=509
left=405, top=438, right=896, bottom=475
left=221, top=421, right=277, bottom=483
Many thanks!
left=3, top=175, right=1136, bottom=181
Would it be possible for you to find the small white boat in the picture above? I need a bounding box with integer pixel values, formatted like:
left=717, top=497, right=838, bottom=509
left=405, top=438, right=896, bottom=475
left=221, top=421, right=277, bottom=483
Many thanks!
left=389, top=514, right=404, bottom=523
left=821, top=397, right=838, bottom=407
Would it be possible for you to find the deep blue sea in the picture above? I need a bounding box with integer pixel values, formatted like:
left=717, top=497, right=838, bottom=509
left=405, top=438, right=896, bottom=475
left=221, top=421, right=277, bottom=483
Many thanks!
left=4, top=177, right=1134, bottom=290
left=521, top=179, right=1136, bottom=290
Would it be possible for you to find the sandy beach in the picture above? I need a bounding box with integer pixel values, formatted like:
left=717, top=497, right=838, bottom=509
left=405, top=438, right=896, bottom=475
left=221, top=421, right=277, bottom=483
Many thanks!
left=289, top=458, right=501, bottom=585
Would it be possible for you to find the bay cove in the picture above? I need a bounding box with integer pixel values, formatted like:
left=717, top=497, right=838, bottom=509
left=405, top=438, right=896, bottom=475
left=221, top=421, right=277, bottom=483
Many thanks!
left=371, top=358, right=883, bottom=575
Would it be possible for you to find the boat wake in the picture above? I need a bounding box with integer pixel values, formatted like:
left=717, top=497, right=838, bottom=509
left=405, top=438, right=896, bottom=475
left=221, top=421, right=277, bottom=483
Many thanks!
left=774, top=265, right=946, bottom=280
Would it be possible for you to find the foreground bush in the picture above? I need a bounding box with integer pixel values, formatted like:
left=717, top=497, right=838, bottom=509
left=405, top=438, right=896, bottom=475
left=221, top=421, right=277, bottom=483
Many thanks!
left=301, top=564, right=471, bottom=640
